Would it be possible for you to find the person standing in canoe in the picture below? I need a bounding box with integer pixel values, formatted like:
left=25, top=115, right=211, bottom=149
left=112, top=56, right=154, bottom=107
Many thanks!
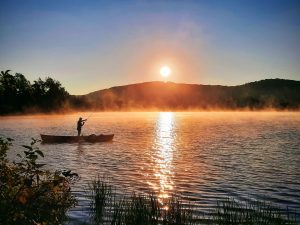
left=77, top=117, right=87, bottom=136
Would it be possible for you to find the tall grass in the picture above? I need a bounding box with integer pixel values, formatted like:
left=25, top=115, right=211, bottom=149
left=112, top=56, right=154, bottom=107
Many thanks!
left=212, top=198, right=297, bottom=225
left=87, top=176, right=114, bottom=224
left=87, top=177, right=196, bottom=225
left=86, top=177, right=297, bottom=225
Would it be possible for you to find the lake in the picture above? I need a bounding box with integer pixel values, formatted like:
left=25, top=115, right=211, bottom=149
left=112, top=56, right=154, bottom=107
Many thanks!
left=1, top=112, right=300, bottom=223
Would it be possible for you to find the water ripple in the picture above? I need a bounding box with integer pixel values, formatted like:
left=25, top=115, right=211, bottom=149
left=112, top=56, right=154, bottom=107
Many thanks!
left=1, top=112, right=300, bottom=222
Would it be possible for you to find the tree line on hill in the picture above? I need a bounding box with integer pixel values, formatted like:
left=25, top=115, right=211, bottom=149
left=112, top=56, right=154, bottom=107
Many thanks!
left=78, top=79, right=300, bottom=111
left=1, top=70, right=299, bottom=114
left=0, top=70, right=69, bottom=114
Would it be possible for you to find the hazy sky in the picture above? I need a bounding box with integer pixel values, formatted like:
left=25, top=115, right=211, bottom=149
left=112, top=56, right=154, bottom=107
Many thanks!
left=1, top=0, right=300, bottom=94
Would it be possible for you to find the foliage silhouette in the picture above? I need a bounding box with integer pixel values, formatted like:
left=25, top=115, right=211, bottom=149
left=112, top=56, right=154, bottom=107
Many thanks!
left=0, top=70, right=69, bottom=114
left=1, top=70, right=300, bottom=114
left=0, top=137, right=77, bottom=224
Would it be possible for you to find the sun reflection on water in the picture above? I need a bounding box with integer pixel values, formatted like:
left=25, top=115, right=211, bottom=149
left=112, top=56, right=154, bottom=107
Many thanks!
left=148, top=112, right=176, bottom=203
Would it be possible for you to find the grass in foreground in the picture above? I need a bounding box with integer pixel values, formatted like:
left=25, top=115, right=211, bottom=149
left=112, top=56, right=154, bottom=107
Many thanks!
left=87, top=177, right=195, bottom=225
left=87, top=177, right=297, bottom=225
left=213, top=198, right=297, bottom=225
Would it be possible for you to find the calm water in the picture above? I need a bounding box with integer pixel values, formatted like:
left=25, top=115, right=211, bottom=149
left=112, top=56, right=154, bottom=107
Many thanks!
left=1, top=112, right=300, bottom=223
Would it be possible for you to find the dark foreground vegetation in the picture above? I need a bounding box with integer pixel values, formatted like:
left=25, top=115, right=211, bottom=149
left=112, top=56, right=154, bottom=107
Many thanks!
left=0, top=137, right=297, bottom=225
left=0, top=137, right=77, bottom=224
left=86, top=177, right=297, bottom=225
left=1, top=70, right=300, bottom=114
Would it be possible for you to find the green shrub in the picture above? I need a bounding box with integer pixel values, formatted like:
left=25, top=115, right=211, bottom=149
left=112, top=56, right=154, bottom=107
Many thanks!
left=0, top=137, right=78, bottom=225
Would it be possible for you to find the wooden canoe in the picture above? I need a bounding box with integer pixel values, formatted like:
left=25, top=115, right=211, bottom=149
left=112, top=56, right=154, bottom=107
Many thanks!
left=40, top=134, right=114, bottom=143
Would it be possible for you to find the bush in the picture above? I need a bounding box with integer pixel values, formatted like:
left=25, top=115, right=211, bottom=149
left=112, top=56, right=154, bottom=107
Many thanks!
left=0, top=137, right=78, bottom=225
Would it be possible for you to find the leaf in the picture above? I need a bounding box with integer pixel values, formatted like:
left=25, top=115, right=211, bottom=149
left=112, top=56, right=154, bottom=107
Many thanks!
left=71, top=172, right=79, bottom=177
left=62, top=170, right=71, bottom=176
left=17, top=153, right=22, bottom=158
left=61, top=170, right=71, bottom=176
left=7, top=137, right=14, bottom=141
left=35, top=150, right=44, bottom=158
left=36, top=163, right=46, bottom=168
left=28, top=154, right=38, bottom=161
left=22, top=145, right=32, bottom=150
left=62, top=170, right=78, bottom=178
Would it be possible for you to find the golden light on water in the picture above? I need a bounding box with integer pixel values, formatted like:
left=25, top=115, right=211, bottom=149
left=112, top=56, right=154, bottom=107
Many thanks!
left=150, top=112, right=176, bottom=203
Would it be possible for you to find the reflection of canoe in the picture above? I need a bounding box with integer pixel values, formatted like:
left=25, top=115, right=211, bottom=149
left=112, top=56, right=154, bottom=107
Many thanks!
left=40, top=134, right=114, bottom=143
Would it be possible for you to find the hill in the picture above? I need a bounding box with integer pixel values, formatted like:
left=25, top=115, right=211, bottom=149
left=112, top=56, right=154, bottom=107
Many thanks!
left=70, top=79, right=300, bottom=110
left=2, top=70, right=299, bottom=114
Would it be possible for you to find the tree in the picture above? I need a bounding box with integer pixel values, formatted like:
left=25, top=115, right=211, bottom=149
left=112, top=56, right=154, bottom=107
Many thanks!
left=0, top=70, right=18, bottom=113
left=0, top=70, right=70, bottom=114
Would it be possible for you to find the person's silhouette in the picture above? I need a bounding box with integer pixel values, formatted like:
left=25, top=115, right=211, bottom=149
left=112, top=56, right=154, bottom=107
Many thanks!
left=77, top=117, right=87, bottom=136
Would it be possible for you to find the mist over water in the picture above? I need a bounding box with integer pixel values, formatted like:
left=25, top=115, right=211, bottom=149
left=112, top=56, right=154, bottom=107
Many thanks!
left=1, top=112, right=300, bottom=222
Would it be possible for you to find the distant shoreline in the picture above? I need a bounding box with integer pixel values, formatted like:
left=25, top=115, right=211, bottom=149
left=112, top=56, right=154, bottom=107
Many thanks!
left=1, top=109, right=300, bottom=117
left=1, top=70, right=300, bottom=115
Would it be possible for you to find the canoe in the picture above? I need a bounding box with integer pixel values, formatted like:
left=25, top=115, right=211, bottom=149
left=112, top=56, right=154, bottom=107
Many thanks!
left=41, top=134, right=114, bottom=143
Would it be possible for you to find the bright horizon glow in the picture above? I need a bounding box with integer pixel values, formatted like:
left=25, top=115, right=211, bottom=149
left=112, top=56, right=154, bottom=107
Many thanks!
left=160, top=66, right=171, bottom=78
left=0, top=1, right=299, bottom=94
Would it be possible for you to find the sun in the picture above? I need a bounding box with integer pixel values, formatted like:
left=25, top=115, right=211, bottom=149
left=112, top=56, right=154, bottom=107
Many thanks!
left=160, top=66, right=171, bottom=78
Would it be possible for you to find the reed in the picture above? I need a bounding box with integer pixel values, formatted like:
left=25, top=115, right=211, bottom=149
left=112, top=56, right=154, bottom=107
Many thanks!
left=86, top=177, right=297, bottom=225
left=212, top=198, right=297, bottom=225
left=87, top=177, right=196, bottom=225
left=87, top=176, right=114, bottom=224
